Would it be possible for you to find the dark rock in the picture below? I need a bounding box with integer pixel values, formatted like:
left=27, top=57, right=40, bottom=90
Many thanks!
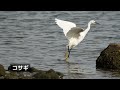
left=46, top=69, right=62, bottom=79
left=27, top=67, right=39, bottom=72
left=33, top=69, right=63, bottom=79
left=0, top=64, right=63, bottom=79
left=4, top=71, right=19, bottom=79
left=56, top=72, right=64, bottom=79
left=4, top=71, right=34, bottom=79
left=0, top=64, right=5, bottom=76
left=96, top=43, right=120, bottom=69
left=33, top=71, right=48, bottom=79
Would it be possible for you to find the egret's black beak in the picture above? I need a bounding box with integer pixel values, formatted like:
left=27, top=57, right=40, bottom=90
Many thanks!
left=95, top=22, right=100, bottom=25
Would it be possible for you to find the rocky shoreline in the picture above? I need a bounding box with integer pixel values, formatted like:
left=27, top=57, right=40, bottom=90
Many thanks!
left=0, top=64, right=63, bottom=79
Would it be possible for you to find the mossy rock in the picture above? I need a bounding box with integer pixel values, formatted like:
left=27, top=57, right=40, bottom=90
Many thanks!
left=46, top=69, right=61, bottom=79
left=4, top=71, right=19, bottom=79
left=33, top=71, right=48, bottom=79
left=4, top=71, right=32, bottom=79
left=33, top=69, right=63, bottom=79
left=0, top=64, right=5, bottom=76
left=0, top=64, right=63, bottom=79
left=96, top=43, right=120, bottom=69
left=27, top=67, right=39, bottom=72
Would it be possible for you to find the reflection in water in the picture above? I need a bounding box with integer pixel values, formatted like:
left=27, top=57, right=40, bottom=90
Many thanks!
left=66, top=62, right=96, bottom=79
left=65, top=61, right=120, bottom=79
left=67, top=62, right=82, bottom=79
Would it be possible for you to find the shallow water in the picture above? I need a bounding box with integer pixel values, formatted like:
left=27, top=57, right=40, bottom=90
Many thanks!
left=0, top=11, right=120, bottom=79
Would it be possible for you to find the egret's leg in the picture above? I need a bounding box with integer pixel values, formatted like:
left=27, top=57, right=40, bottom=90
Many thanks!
left=68, top=46, right=70, bottom=58
left=68, top=47, right=72, bottom=58
left=65, top=46, right=70, bottom=61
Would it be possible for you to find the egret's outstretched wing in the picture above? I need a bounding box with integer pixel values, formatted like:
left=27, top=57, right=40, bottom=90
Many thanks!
left=55, top=18, right=76, bottom=36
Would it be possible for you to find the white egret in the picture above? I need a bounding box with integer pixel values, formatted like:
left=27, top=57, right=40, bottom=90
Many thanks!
left=55, top=18, right=98, bottom=61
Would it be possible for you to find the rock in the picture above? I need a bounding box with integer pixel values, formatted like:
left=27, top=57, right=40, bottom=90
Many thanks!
left=56, top=72, right=64, bottom=79
left=96, top=43, right=120, bottom=69
left=46, top=69, right=63, bottom=79
left=0, top=76, right=4, bottom=79
left=27, top=67, right=39, bottom=72
left=0, top=64, right=5, bottom=76
left=4, top=71, right=19, bottom=79
left=33, top=69, right=63, bottom=79
left=0, top=64, right=63, bottom=79
left=33, top=71, right=48, bottom=79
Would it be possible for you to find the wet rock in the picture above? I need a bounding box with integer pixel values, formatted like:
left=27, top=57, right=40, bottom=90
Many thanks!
left=33, top=69, right=63, bottom=79
left=4, top=71, right=19, bottom=79
left=96, top=43, right=120, bottom=69
left=46, top=69, right=63, bottom=79
left=33, top=71, right=48, bottom=79
left=0, top=64, right=63, bottom=79
left=27, top=67, right=39, bottom=72
left=0, top=64, right=5, bottom=76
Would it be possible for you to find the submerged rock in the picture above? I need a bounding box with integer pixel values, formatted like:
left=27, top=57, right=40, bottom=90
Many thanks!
left=96, top=43, right=120, bottom=70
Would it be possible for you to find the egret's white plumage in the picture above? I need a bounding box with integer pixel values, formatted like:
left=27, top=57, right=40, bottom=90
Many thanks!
left=55, top=18, right=76, bottom=36
left=55, top=18, right=97, bottom=60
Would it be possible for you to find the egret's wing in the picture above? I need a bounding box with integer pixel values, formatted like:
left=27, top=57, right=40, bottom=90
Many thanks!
left=66, top=27, right=84, bottom=40
left=55, top=18, right=76, bottom=36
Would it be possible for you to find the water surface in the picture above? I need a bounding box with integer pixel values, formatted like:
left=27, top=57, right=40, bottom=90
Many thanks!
left=0, top=11, right=120, bottom=79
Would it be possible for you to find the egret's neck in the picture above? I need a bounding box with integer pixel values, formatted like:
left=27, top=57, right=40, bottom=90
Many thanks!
left=84, top=22, right=91, bottom=34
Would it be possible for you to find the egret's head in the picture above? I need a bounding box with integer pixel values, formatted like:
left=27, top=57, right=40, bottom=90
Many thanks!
left=90, top=20, right=99, bottom=25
